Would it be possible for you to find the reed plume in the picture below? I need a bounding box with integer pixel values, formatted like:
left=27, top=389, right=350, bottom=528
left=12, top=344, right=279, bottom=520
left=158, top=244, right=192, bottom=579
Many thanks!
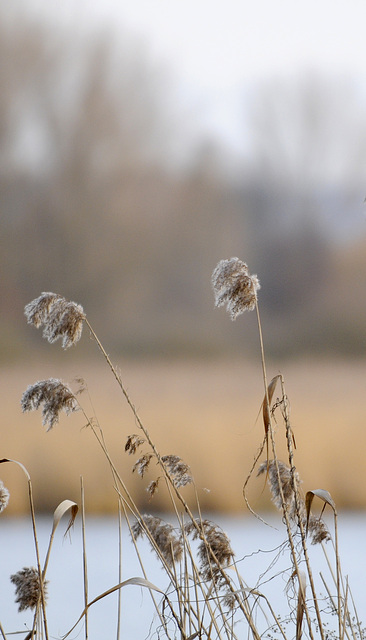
left=125, top=434, right=146, bottom=455
left=132, top=514, right=183, bottom=567
left=258, top=460, right=331, bottom=545
left=24, top=292, right=85, bottom=349
left=258, top=459, right=300, bottom=516
left=10, top=567, right=48, bottom=612
left=185, top=519, right=234, bottom=586
left=161, top=454, right=192, bottom=488
left=211, top=257, right=260, bottom=319
left=21, top=378, right=78, bottom=430
left=132, top=454, right=154, bottom=477
left=0, top=479, right=10, bottom=513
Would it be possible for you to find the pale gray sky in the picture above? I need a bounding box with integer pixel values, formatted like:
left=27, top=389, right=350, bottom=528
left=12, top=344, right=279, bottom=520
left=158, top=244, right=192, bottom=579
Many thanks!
left=18, top=0, right=366, bottom=150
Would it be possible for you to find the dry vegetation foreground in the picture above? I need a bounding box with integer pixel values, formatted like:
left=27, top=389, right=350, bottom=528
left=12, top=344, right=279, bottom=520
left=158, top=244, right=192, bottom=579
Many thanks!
left=1, top=357, right=365, bottom=514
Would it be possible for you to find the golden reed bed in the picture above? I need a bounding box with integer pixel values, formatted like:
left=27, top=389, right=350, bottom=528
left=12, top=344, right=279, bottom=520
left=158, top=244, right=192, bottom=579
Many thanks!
left=1, top=355, right=365, bottom=514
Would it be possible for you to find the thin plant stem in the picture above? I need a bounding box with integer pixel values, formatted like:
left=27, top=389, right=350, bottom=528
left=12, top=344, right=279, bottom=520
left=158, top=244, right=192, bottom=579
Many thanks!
left=121, top=502, right=169, bottom=636
left=279, top=373, right=326, bottom=639
left=254, top=301, right=318, bottom=640
left=86, top=319, right=262, bottom=639
left=333, top=509, right=343, bottom=640
left=116, top=502, right=123, bottom=640
left=349, top=586, right=363, bottom=640
left=0, top=621, right=8, bottom=640
left=319, top=574, right=354, bottom=640
left=80, top=477, right=88, bottom=640
left=28, top=479, right=49, bottom=640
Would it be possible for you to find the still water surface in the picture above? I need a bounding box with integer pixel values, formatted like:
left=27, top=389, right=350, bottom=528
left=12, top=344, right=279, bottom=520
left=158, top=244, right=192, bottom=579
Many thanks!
left=0, top=513, right=365, bottom=639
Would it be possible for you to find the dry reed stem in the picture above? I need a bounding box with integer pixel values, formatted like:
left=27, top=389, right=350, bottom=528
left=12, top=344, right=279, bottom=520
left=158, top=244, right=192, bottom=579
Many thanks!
left=29, top=479, right=49, bottom=640
left=85, top=319, right=262, bottom=639
left=164, top=487, right=230, bottom=640
left=0, top=621, right=7, bottom=640
left=116, top=502, right=122, bottom=640
left=121, top=503, right=169, bottom=635
left=80, top=477, right=88, bottom=640
left=253, top=301, right=318, bottom=640
left=0, top=460, right=49, bottom=640
left=90, top=416, right=210, bottom=639
left=279, top=374, right=327, bottom=638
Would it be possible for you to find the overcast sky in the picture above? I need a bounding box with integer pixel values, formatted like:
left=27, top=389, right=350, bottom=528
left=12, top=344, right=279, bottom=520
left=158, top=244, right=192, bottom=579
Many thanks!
left=17, top=0, right=366, bottom=151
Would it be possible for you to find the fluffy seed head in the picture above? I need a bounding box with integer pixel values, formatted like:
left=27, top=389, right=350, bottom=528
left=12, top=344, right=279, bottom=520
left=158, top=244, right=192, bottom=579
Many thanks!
left=21, top=378, right=78, bottom=430
left=132, top=454, right=154, bottom=477
left=24, top=292, right=85, bottom=348
left=185, top=519, right=234, bottom=586
left=258, top=460, right=331, bottom=544
left=0, top=480, right=10, bottom=513
left=24, top=293, right=61, bottom=328
left=211, top=257, right=260, bottom=319
left=10, top=567, right=48, bottom=611
left=161, top=454, right=192, bottom=488
left=307, top=514, right=331, bottom=545
left=132, top=514, right=183, bottom=567
left=258, top=460, right=300, bottom=515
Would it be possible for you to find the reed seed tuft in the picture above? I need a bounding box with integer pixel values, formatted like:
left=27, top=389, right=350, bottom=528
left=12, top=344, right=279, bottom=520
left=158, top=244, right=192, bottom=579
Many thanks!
left=25, top=292, right=85, bottom=348
left=211, top=257, right=260, bottom=319
left=132, top=514, right=183, bottom=567
left=258, top=460, right=331, bottom=544
left=161, top=454, right=192, bottom=488
left=0, top=480, right=10, bottom=513
left=125, top=434, right=146, bottom=455
left=21, top=378, right=78, bottom=430
left=10, top=567, right=48, bottom=612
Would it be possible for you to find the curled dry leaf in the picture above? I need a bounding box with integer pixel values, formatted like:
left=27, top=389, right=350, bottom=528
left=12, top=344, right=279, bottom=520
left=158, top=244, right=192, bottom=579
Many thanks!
left=52, top=499, right=79, bottom=537
left=305, top=489, right=336, bottom=535
left=0, top=458, right=31, bottom=481
left=43, top=500, right=79, bottom=578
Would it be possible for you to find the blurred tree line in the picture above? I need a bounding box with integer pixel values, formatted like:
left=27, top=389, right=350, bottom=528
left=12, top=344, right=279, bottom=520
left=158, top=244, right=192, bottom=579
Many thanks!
left=2, top=4, right=366, bottom=361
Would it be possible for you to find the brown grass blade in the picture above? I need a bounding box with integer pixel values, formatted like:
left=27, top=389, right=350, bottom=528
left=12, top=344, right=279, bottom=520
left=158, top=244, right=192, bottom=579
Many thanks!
left=262, top=375, right=280, bottom=435
left=261, top=375, right=280, bottom=474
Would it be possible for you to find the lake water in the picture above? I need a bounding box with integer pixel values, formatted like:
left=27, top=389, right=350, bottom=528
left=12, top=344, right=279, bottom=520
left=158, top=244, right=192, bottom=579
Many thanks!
left=0, top=512, right=365, bottom=639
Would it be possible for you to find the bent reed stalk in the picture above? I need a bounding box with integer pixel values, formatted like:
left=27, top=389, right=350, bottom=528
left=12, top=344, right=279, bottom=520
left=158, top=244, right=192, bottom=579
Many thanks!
left=1, top=265, right=363, bottom=640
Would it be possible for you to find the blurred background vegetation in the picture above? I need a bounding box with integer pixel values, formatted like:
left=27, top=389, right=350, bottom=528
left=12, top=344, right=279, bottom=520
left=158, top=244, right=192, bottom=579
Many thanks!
left=1, top=2, right=366, bottom=513
left=2, top=1, right=366, bottom=362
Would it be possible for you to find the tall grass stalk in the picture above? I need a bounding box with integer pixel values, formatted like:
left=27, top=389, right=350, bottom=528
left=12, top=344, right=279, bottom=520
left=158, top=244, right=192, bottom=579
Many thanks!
left=80, top=477, right=89, bottom=640
left=254, top=301, right=318, bottom=640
